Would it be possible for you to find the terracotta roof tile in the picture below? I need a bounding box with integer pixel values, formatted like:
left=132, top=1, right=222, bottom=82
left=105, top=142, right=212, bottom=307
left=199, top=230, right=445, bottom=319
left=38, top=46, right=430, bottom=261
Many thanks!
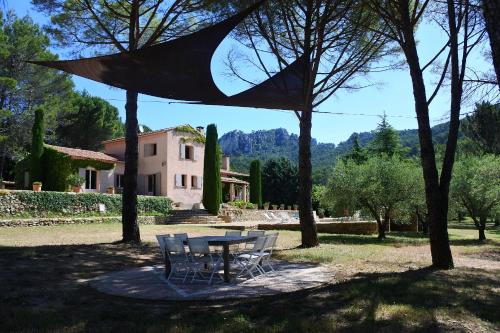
left=46, top=145, right=120, bottom=163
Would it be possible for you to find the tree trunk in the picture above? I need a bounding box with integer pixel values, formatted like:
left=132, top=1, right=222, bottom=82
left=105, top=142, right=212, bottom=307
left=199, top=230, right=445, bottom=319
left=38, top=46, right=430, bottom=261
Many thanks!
left=298, top=106, right=319, bottom=247
left=121, top=90, right=140, bottom=243
left=483, top=0, right=500, bottom=87
left=402, top=22, right=454, bottom=269
left=377, top=218, right=386, bottom=240
left=478, top=216, right=487, bottom=241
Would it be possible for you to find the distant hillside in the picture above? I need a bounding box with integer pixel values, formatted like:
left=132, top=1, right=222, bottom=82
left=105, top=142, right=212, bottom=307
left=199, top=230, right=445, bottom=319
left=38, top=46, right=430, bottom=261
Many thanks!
left=219, top=122, right=455, bottom=177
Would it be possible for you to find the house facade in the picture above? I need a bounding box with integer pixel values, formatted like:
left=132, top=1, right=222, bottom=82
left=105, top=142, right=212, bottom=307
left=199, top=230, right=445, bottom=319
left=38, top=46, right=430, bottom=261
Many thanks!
left=102, top=126, right=206, bottom=207
left=22, top=125, right=250, bottom=210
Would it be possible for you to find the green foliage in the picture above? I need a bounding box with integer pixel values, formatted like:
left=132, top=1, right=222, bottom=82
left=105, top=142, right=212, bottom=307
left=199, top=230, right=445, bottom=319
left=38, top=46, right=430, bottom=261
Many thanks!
left=0, top=11, right=73, bottom=180
left=249, top=160, right=262, bottom=207
left=202, top=124, right=222, bottom=215
left=312, top=184, right=327, bottom=213
left=227, top=200, right=254, bottom=209
left=368, top=114, right=407, bottom=157
left=461, top=102, right=500, bottom=154
left=66, top=174, right=84, bottom=187
left=41, top=146, right=72, bottom=191
left=451, top=155, right=500, bottom=238
left=262, top=157, right=298, bottom=206
left=343, top=134, right=367, bottom=164
left=175, top=125, right=206, bottom=144
left=0, top=191, right=171, bottom=218
left=30, top=106, right=44, bottom=183
left=55, top=90, right=124, bottom=150
left=325, top=156, right=420, bottom=238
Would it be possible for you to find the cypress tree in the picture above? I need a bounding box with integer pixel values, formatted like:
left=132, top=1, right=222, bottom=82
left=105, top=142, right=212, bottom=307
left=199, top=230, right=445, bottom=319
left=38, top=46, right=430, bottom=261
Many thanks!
left=30, top=107, right=45, bottom=183
left=249, top=160, right=262, bottom=208
left=202, top=124, right=222, bottom=215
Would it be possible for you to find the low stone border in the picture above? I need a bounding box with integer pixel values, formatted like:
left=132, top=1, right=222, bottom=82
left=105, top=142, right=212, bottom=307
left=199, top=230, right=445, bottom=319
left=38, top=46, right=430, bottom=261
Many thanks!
left=0, top=215, right=167, bottom=227
left=258, top=221, right=378, bottom=235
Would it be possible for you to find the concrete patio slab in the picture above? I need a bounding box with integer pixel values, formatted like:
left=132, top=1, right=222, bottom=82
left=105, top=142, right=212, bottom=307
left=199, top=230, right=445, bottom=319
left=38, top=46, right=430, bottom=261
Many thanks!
left=89, top=261, right=333, bottom=301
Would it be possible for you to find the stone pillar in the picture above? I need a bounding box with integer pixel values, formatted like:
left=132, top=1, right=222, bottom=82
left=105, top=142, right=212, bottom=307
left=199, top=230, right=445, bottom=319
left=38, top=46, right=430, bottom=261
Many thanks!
left=242, top=185, right=247, bottom=202
left=229, top=183, right=235, bottom=201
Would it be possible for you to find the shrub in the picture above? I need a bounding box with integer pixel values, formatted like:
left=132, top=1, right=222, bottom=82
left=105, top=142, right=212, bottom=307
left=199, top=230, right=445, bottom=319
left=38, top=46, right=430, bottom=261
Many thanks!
left=0, top=191, right=172, bottom=218
left=227, top=200, right=254, bottom=209
left=202, top=124, right=222, bottom=214
left=249, top=160, right=262, bottom=208
left=67, top=174, right=85, bottom=187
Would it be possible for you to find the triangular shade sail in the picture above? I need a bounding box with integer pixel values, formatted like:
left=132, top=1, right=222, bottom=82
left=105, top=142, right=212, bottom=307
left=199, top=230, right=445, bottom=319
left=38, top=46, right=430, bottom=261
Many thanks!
left=30, top=1, right=306, bottom=111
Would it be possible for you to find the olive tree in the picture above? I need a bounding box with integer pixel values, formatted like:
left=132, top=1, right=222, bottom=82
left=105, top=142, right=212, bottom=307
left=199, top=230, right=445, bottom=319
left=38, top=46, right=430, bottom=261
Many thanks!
left=325, top=155, right=420, bottom=239
left=451, top=155, right=500, bottom=241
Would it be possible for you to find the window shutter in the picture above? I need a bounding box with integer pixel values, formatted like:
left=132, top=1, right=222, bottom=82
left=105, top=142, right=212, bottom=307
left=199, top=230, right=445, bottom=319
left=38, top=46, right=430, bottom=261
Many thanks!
left=180, top=144, right=186, bottom=159
left=193, top=147, right=198, bottom=161
left=175, top=174, right=182, bottom=187
left=197, top=176, right=202, bottom=189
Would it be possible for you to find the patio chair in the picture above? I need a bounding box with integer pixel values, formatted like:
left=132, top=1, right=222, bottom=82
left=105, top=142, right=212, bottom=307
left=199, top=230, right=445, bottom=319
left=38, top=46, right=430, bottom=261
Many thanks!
left=236, top=236, right=268, bottom=279
left=156, top=234, right=171, bottom=260
left=225, top=230, right=243, bottom=259
left=260, top=233, right=279, bottom=272
left=244, top=230, right=266, bottom=251
left=163, top=237, right=192, bottom=282
left=187, top=238, right=223, bottom=284
left=173, top=233, right=188, bottom=242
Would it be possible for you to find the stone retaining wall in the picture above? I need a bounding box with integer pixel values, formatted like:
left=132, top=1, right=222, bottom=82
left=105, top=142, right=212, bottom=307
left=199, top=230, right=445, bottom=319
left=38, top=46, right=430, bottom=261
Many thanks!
left=219, top=208, right=317, bottom=223
left=0, top=215, right=167, bottom=227
left=258, top=221, right=378, bottom=235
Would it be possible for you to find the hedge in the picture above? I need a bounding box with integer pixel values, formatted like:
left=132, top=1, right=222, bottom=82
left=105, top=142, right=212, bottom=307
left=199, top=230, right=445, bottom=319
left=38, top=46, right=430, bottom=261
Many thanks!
left=0, top=190, right=172, bottom=218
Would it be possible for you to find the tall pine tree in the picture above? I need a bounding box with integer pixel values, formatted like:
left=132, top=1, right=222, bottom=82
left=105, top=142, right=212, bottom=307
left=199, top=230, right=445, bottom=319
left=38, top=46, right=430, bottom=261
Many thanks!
left=30, top=106, right=44, bottom=183
left=202, top=124, right=222, bottom=215
left=249, top=160, right=262, bottom=208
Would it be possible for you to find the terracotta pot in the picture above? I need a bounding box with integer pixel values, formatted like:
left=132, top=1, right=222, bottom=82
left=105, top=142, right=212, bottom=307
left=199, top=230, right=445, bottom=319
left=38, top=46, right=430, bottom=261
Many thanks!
left=293, top=204, right=299, bottom=211
left=32, top=184, right=42, bottom=192
left=72, top=186, right=82, bottom=193
left=106, top=187, right=115, bottom=194
left=263, top=203, right=269, bottom=210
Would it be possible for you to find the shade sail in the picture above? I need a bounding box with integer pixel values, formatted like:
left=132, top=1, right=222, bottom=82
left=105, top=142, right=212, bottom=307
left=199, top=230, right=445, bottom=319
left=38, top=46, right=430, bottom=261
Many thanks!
left=30, top=1, right=306, bottom=111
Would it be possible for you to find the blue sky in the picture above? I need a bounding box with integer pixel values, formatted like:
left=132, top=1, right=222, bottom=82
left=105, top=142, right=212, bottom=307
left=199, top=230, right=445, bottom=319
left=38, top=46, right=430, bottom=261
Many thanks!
left=9, top=1, right=494, bottom=144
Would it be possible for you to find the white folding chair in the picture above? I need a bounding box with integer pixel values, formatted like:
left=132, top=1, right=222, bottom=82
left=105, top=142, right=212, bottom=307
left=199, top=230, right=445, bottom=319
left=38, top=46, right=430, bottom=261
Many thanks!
left=236, top=236, right=268, bottom=279
left=244, top=230, right=266, bottom=251
left=187, top=238, right=223, bottom=284
left=260, top=233, right=279, bottom=272
left=173, top=233, right=188, bottom=242
left=163, top=237, right=192, bottom=282
left=156, top=234, right=171, bottom=260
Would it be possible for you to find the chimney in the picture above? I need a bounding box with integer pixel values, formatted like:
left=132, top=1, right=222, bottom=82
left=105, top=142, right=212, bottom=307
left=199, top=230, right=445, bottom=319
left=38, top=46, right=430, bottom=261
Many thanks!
left=222, top=155, right=230, bottom=171
left=196, top=126, right=205, bottom=135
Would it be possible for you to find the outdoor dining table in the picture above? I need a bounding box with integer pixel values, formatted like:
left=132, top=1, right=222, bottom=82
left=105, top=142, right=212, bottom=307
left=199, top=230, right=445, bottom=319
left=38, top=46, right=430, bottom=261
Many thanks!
left=182, top=235, right=258, bottom=283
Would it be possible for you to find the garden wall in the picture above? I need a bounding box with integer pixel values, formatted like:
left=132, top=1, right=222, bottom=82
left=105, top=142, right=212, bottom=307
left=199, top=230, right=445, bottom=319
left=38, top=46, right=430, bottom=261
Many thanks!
left=219, top=208, right=317, bottom=223
left=258, top=221, right=378, bottom=235
left=0, top=215, right=167, bottom=227
left=0, top=190, right=171, bottom=218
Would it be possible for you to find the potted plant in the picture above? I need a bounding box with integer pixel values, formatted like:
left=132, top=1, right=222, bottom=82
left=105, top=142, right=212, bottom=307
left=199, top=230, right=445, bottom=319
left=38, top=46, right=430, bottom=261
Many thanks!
left=271, top=204, right=278, bottom=210
left=32, top=181, right=42, bottom=192
left=263, top=202, right=270, bottom=210
left=67, top=174, right=85, bottom=193
left=106, top=186, right=115, bottom=194
left=293, top=204, right=298, bottom=211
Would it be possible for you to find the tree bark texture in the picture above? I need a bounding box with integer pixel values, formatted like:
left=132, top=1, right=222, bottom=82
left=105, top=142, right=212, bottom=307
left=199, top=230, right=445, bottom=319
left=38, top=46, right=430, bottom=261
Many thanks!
left=402, top=19, right=454, bottom=269
left=483, top=0, right=500, bottom=87
left=121, top=90, right=141, bottom=243
left=298, top=106, right=319, bottom=247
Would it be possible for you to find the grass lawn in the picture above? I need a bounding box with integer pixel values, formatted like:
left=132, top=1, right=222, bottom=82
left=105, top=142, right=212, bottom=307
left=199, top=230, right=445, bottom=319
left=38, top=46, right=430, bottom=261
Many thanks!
left=0, top=222, right=499, bottom=332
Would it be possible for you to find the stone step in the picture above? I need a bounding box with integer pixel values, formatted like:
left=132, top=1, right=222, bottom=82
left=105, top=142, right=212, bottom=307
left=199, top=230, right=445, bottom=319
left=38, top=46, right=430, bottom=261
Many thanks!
left=166, top=209, right=225, bottom=224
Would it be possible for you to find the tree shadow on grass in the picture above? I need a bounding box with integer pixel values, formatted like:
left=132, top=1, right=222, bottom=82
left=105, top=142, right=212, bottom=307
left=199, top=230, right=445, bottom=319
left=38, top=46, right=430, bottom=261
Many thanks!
left=0, top=243, right=499, bottom=332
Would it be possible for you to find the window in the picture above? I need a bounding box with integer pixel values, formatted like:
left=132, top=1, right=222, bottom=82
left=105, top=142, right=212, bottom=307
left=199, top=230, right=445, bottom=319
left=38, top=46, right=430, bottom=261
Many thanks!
left=148, top=174, right=156, bottom=194
left=144, top=143, right=157, bottom=157
left=191, top=175, right=202, bottom=189
left=85, top=169, right=97, bottom=190
left=115, top=174, right=124, bottom=188
left=175, top=174, right=187, bottom=188
left=180, top=144, right=195, bottom=160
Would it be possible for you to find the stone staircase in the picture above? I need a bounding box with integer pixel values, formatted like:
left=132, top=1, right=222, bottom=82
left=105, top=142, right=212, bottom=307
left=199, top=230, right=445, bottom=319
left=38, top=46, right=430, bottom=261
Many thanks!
left=166, top=209, right=225, bottom=224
